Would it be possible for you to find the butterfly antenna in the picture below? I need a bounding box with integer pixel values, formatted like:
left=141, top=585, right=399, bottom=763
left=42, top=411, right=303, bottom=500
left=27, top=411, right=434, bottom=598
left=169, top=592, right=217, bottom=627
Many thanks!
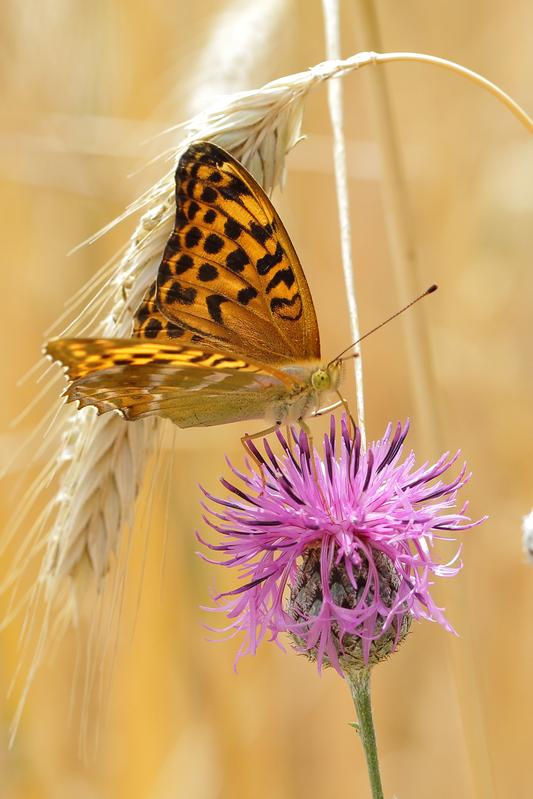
left=331, top=284, right=438, bottom=363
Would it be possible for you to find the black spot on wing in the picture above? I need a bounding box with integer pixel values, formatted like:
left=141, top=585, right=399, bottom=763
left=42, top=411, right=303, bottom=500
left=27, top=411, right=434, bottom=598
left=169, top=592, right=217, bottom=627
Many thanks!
left=167, top=281, right=197, bottom=306
left=184, top=227, right=202, bottom=248
left=226, top=248, right=249, bottom=273
left=145, top=319, right=163, bottom=338
left=203, top=209, right=217, bottom=224
left=198, top=263, right=219, bottom=282
left=220, top=176, right=251, bottom=201
left=187, top=201, right=200, bottom=220
left=209, top=170, right=222, bottom=183
left=256, top=242, right=284, bottom=276
left=266, top=267, right=295, bottom=293
left=153, top=355, right=177, bottom=364
left=206, top=294, right=228, bottom=324
left=175, top=162, right=188, bottom=180
left=166, top=323, right=185, bottom=339
left=189, top=352, right=210, bottom=364
left=136, top=302, right=150, bottom=323
left=174, top=254, right=194, bottom=275
left=159, top=262, right=173, bottom=284
left=201, top=186, right=217, bottom=203
left=175, top=209, right=187, bottom=227
left=270, top=293, right=302, bottom=320
left=250, top=222, right=273, bottom=245
left=204, top=234, right=224, bottom=254
left=224, top=217, right=241, bottom=239
left=237, top=286, right=258, bottom=306
left=167, top=232, right=180, bottom=250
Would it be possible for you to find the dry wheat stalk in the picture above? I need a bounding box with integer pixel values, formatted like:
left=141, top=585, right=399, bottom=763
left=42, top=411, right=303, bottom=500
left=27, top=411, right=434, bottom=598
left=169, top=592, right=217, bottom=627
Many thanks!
left=7, top=52, right=328, bottom=742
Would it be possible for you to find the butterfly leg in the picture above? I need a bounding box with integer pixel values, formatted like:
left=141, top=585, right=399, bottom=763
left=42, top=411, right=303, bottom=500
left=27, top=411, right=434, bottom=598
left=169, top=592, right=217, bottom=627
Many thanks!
left=335, top=390, right=358, bottom=437
left=241, top=422, right=282, bottom=491
left=312, top=399, right=343, bottom=418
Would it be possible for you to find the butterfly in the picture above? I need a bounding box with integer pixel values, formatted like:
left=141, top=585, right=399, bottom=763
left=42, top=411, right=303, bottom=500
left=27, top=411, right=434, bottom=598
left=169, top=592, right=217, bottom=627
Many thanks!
left=45, top=141, right=347, bottom=446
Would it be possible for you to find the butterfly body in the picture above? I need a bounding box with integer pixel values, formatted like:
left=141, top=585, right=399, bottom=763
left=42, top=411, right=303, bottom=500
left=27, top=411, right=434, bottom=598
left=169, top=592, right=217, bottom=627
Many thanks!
left=46, top=337, right=343, bottom=428
left=265, top=360, right=343, bottom=425
left=46, top=142, right=345, bottom=435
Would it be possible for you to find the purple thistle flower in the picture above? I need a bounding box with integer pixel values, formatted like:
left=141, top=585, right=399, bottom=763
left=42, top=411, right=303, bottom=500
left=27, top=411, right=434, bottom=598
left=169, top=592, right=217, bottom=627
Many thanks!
left=199, top=416, right=484, bottom=673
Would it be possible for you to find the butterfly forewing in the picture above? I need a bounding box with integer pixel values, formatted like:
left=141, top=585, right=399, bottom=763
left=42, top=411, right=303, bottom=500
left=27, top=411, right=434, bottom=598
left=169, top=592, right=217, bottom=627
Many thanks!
left=154, top=142, right=320, bottom=364
left=133, top=281, right=192, bottom=342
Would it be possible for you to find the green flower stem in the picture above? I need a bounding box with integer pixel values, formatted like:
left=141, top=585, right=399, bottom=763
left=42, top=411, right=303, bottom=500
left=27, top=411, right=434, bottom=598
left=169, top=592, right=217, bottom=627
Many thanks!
left=345, top=667, right=384, bottom=799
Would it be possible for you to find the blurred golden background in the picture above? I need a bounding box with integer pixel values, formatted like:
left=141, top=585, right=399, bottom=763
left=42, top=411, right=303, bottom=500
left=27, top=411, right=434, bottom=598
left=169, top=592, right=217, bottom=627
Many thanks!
left=1, top=1, right=532, bottom=797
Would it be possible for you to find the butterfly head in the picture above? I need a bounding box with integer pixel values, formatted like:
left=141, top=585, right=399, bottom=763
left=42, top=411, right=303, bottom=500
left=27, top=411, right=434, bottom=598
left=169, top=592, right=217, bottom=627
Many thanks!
left=311, top=360, right=343, bottom=393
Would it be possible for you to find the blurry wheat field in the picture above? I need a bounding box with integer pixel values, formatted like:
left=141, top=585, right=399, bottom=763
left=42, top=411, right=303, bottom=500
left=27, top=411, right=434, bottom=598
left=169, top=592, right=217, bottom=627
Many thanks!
left=1, top=2, right=532, bottom=798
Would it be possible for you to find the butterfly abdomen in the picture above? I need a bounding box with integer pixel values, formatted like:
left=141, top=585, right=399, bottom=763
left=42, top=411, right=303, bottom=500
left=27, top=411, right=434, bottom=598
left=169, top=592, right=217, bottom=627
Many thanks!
left=260, top=362, right=323, bottom=425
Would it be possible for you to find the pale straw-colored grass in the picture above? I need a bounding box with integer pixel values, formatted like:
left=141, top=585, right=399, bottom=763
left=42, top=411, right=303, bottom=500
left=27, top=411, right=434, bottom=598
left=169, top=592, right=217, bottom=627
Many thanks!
left=4, top=45, right=533, bottom=748
left=322, top=0, right=367, bottom=447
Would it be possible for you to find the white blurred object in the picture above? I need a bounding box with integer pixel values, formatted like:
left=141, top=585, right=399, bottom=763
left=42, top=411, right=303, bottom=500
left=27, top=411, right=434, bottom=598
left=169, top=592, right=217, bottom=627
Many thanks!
left=189, top=0, right=286, bottom=114
left=522, top=509, right=533, bottom=562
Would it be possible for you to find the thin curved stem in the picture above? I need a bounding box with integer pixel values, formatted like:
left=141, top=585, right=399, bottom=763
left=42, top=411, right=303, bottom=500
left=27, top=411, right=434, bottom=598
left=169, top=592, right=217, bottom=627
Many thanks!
left=315, top=50, right=533, bottom=135
left=371, top=52, right=533, bottom=133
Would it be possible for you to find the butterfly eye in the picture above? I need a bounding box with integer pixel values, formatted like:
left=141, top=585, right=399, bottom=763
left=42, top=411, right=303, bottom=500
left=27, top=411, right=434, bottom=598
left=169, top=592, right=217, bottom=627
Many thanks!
left=311, top=369, right=331, bottom=391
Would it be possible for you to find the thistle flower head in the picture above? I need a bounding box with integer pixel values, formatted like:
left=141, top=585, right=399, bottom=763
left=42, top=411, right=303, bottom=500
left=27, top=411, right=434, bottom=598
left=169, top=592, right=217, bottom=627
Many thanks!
left=200, top=416, right=484, bottom=673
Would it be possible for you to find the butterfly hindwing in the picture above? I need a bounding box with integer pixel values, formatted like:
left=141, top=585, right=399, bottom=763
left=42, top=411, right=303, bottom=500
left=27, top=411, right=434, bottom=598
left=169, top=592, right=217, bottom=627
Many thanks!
left=45, top=338, right=288, bottom=426
left=46, top=338, right=253, bottom=382
left=154, top=141, right=321, bottom=364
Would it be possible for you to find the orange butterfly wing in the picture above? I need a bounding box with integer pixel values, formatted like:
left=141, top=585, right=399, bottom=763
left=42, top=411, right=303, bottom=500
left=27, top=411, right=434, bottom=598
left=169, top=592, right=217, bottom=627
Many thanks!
left=133, top=280, right=195, bottom=343
left=45, top=141, right=321, bottom=426
left=153, top=141, right=321, bottom=364
left=45, top=337, right=290, bottom=425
